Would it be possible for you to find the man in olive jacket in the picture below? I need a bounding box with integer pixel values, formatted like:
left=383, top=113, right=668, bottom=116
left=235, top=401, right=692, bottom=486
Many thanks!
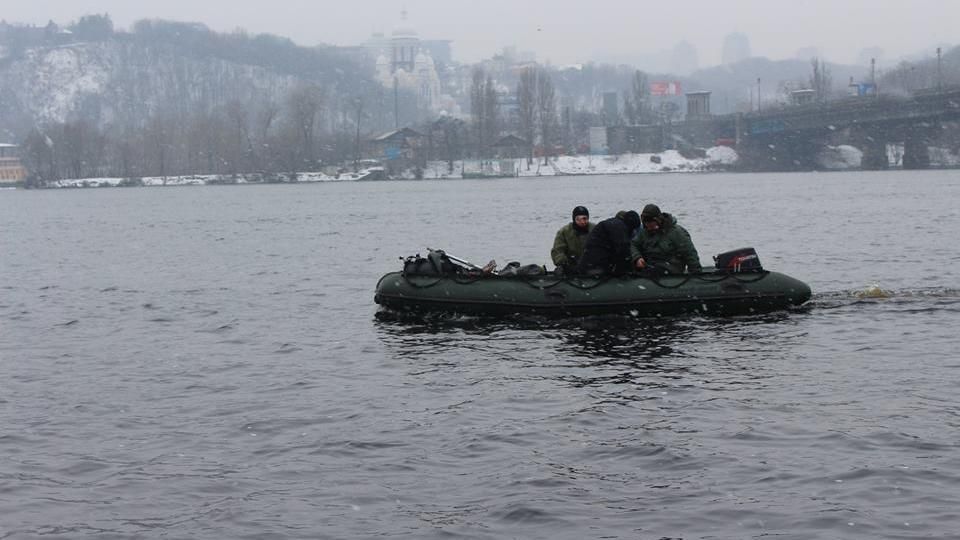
left=631, top=204, right=702, bottom=274
left=551, top=206, right=594, bottom=272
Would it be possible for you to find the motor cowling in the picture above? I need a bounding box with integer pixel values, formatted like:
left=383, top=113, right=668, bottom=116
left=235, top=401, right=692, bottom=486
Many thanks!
left=714, top=247, right=763, bottom=273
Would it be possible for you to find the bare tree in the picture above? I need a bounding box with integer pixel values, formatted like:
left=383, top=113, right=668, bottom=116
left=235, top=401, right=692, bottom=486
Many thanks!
left=113, top=129, right=139, bottom=179
left=432, top=115, right=466, bottom=173
left=468, top=68, right=502, bottom=159
left=560, top=104, right=574, bottom=151
left=469, top=67, right=487, bottom=158
left=285, top=83, right=325, bottom=170
left=21, top=128, right=56, bottom=184
left=483, top=74, right=499, bottom=151
left=537, top=69, right=557, bottom=165
left=143, top=112, right=175, bottom=178
left=631, top=70, right=652, bottom=124
left=60, top=120, right=88, bottom=179
left=810, top=57, right=833, bottom=102
left=571, top=108, right=603, bottom=151
left=185, top=109, right=227, bottom=175
left=225, top=100, right=252, bottom=174
left=350, top=97, right=364, bottom=171
left=623, top=91, right=637, bottom=125
left=517, top=68, right=537, bottom=167
left=254, top=101, right=281, bottom=172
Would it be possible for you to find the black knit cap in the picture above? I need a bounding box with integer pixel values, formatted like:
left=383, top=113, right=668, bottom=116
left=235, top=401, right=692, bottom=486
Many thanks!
left=621, top=210, right=641, bottom=231
left=572, top=206, right=589, bottom=219
left=641, top=204, right=662, bottom=220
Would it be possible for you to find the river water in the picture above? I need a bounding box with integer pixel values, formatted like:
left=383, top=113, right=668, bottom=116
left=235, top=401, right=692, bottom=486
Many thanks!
left=2, top=170, right=960, bottom=539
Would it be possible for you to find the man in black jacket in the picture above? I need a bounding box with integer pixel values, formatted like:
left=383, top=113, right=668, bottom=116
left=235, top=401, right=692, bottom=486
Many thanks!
left=576, top=210, right=642, bottom=276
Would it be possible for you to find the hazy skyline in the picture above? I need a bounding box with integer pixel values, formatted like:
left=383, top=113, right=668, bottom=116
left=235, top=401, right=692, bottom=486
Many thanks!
left=5, top=0, right=957, bottom=69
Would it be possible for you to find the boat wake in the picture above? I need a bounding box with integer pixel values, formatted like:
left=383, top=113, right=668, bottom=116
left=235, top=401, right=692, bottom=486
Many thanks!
left=809, top=285, right=960, bottom=311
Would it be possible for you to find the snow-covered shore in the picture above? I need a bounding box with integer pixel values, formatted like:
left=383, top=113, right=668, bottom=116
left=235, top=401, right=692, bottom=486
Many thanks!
left=47, top=168, right=384, bottom=188
left=422, top=146, right=739, bottom=179
left=42, top=148, right=739, bottom=187
left=34, top=143, right=960, bottom=188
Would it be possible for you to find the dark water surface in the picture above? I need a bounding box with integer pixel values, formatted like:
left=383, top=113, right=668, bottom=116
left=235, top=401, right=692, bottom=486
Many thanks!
left=2, top=171, right=960, bottom=539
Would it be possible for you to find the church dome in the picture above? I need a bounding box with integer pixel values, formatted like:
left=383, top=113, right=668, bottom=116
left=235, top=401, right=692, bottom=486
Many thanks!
left=414, top=51, right=434, bottom=66
left=392, top=26, right=417, bottom=38
left=391, top=8, right=418, bottom=39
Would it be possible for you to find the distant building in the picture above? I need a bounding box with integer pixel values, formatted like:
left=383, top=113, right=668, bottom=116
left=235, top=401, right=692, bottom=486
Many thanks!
left=606, top=125, right=665, bottom=154
left=368, top=10, right=446, bottom=114
left=671, top=41, right=699, bottom=75
left=790, top=89, right=816, bottom=105
left=589, top=127, right=609, bottom=155
left=420, top=40, right=453, bottom=66
left=370, top=127, right=425, bottom=175
left=721, top=32, right=751, bottom=65
left=685, top=91, right=712, bottom=120
left=0, top=144, right=27, bottom=184
left=490, top=134, right=529, bottom=159
left=847, top=83, right=876, bottom=97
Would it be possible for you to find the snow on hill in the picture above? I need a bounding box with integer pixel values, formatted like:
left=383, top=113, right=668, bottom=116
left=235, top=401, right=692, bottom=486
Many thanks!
left=0, top=40, right=300, bottom=133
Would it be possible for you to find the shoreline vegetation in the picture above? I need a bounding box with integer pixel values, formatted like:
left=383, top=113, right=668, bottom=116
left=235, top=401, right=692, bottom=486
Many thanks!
left=11, top=143, right=960, bottom=189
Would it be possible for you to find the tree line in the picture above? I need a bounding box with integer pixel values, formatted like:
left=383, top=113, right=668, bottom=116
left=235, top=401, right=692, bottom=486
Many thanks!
left=15, top=64, right=646, bottom=184
left=3, top=15, right=725, bottom=183
left=19, top=83, right=391, bottom=184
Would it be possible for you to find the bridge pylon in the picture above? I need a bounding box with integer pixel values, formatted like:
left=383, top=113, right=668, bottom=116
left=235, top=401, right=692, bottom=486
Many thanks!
left=902, top=122, right=939, bottom=170
left=851, top=126, right=889, bottom=170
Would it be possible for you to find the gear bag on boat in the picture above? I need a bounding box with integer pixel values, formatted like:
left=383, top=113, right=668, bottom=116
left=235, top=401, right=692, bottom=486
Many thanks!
left=402, top=251, right=459, bottom=276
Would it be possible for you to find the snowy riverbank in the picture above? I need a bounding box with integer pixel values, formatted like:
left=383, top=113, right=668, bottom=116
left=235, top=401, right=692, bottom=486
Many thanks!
left=47, top=169, right=384, bottom=188
left=41, top=149, right=739, bottom=187
left=31, top=143, right=960, bottom=188
left=420, top=147, right=740, bottom=179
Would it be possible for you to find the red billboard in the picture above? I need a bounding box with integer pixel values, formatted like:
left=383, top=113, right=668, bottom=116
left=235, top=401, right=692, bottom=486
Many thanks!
left=650, top=81, right=682, bottom=96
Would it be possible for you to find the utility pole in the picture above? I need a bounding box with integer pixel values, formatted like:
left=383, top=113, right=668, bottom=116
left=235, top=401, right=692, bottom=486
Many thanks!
left=757, top=78, right=761, bottom=112
left=393, top=76, right=399, bottom=129
left=937, top=47, right=943, bottom=94
left=354, top=97, right=363, bottom=172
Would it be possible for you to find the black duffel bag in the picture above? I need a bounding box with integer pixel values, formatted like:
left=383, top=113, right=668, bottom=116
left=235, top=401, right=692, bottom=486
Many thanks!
left=402, top=251, right=459, bottom=276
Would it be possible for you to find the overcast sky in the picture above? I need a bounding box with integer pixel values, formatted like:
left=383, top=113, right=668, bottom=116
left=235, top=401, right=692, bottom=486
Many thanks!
left=5, top=0, right=957, bottom=68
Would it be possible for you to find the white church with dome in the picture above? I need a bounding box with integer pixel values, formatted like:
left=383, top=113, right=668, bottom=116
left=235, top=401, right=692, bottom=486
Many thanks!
left=366, top=10, right=447, bottom=114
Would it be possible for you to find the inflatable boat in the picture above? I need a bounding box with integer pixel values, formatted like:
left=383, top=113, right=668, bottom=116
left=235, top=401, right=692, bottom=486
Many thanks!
left=374, top=248, right=812, bottom=317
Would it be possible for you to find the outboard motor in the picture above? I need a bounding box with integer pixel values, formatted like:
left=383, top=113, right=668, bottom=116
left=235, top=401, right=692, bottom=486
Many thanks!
left=714, top=247, right=763, bottom=273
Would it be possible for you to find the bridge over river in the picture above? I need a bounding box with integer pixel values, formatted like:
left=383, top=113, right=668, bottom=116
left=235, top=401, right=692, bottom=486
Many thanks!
left=675, top=87, right=960, bottom=171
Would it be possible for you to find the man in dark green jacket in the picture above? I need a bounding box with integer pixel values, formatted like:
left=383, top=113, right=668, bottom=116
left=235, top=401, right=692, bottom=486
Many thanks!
left=631, top=204, right=702, bottom=274
left=551, top=206, right=594, bottom=272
